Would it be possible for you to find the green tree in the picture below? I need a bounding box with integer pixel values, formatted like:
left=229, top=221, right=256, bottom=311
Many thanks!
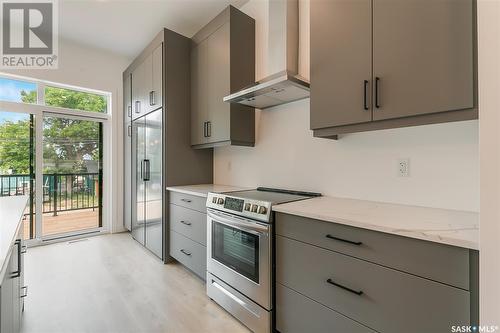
left=0, top=87, right=104, bottom=175
left=0, top=119, right=31, bottom=174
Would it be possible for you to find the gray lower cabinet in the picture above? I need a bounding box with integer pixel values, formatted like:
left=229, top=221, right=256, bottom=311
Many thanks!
left=276, top=283, right=375, bottom=333
left=190, top=6, right=255, bottom=148
left=170, top=231, right=206, bottom=279
left=276, top=213, right=477, bottom=333
left=168, top=192, right=207, bottom=279
left=311, top=0, right=477, bottom=138
left=1, top=227, right=25, bottom=333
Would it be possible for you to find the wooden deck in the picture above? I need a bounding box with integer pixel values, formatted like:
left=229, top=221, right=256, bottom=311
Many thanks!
left=23, top=208, right=99, bottom=238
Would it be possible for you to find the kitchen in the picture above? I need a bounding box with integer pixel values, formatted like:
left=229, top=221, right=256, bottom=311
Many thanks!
left=0, top=0, right=498, bottom=332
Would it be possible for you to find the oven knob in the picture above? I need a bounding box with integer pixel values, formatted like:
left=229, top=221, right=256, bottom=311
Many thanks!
left=217, top=198, right=224, bottom=205
left=251, top=204, right=258, bottom=213
left=212, top=197, right=217, bottom=204
left=244, top=203, right=251, bottom=211
left=258, top=206, right=267, bottom=214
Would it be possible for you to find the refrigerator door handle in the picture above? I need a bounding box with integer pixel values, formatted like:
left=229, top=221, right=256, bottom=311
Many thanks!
left=143, top=159, right=151, bottom=181
left=140, top=159, right=144, bottom=180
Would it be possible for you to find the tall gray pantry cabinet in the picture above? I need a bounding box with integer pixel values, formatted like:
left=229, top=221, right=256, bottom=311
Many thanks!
left=123, top=29, right=213, bottom=261
left=310, top=0, right=477, bottom=138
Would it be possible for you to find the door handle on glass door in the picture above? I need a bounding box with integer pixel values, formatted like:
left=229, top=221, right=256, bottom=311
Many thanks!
left=143, top=159, right=150, bottom=181
left=135, top=101, right=141, bottom=113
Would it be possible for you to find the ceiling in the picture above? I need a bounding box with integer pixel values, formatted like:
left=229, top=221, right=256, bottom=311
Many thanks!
left=58, top=0, right=249, bottom=59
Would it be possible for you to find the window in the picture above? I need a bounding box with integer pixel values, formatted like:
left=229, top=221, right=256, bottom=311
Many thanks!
left=45, top=86, right=107, bottom=113
left=0, top=75, right=109, bottom=115
left=0, top=77, right=37, bottom=104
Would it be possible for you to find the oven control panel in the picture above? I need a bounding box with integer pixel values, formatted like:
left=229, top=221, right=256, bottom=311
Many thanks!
left=206, top=192, right=272, bottom=222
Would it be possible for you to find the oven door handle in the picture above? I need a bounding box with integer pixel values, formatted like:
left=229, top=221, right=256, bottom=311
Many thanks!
left=207, top=209, right=269, bottom=234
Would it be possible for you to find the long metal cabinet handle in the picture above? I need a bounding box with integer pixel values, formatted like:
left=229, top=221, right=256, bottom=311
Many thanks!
left=149, top=91, right=155, bottom=106
left=203, top=122, right=207, bottom=138
left=143, top=159, right=150, bottom=181
left=180, top=249, right=192, bottom=256
left=326, top=278, right=363, bottom=296
left=375, top=77, right=380, bottom=109
left=363, top=80, right=369, bottom=110
left=21, top=286, right=28, bottom=298
left=207, top=121, right=211, bottom=137
left=180, top=198, right=192, bottom=203
left=180, top=220, right=192, bottom=226
left=127, top=106, right=132, bottom=118
left=140, top=160, right=144, bottom=180
left=135, top=101, right=141, bottom=113
left=326, top=234, right=363, bottom=246
left=11, top=239, right=21, bottom=278
left=127, top=125, right=132, bottom=137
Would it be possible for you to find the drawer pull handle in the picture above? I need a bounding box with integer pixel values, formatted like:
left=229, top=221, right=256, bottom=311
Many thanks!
left=180, top=249, right=192, bottom=256
left=326, top=278, right=363, bottom=296
left=326, top=234, right=362, bottom=246
left=181, top=199, right=192, bottom=203
left=180, top=220, right=192, bottom=226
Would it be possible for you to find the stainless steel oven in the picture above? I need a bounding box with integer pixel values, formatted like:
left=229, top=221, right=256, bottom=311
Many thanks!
left=205, top=189, right=320, bottom=333
left=207, top=208, right=271, bottom=309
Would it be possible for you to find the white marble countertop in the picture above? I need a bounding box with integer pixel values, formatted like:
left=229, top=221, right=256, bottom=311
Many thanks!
left=166, top=184, right=249, bottom=198
left=273, top=196, right=479, bottom=250
left=0, top=196, right=28, bottom=275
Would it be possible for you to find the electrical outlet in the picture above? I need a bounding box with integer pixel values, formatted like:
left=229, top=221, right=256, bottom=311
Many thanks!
left=398, top=158, right=410, bottom=177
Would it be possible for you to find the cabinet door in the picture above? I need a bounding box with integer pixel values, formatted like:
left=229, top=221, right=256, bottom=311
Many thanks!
left=124, top=73, right=132, bottom=121
left=207, top=22, right=231, bottom=143
left=191, top=40, right=208, bottom=146
left=1, top=253, right=14, bottom=333
left=372, top=0, right=474, bottom=121
left=131, top=58, right=151, bottom=119
left=310, top=0, right=372, bottom=129
left=151, top=44, right=163, bottom=111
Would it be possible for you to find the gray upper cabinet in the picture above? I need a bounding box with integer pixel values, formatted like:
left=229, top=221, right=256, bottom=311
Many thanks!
left=372, top=0, right=474, bottom=121
left=310, top=0, right=373, bottom=129
left=191, top=40, right=209, bottom=146
left=207, top=22, right=231, bottom=144
left=131, top=44, right=163, bottom=119
left=124, top=73, right=132, bottom=120
left=311, top=0, right=477, bottom=138
left=190, top=6, right=255, bottom=148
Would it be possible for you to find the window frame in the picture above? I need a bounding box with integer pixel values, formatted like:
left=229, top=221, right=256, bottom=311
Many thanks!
left=0, top=72, right=112, bottom=246
left=0, top=72, right=111, bottom=120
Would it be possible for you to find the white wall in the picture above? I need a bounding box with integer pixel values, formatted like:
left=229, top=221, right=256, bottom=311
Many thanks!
left=478, top=0, right=500, bottom=324
left=3, top=38, right=131, bottom=233
left=214, top=0, right=479, bottom=212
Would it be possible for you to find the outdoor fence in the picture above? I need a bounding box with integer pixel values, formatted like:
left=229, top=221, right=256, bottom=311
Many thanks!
left=0, top=173, right=100, bottom=215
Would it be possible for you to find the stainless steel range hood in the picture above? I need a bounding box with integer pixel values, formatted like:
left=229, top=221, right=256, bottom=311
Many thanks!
left=223, top=0, right=309, bottom=109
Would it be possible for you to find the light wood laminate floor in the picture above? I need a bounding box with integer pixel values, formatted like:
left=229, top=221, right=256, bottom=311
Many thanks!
left=21, top=233, right=249, bottom=333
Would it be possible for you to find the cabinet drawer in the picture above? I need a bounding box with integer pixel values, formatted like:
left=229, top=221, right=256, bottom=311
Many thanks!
left=169, top=204, right=206, bottom=246
left=277, top=236, right=470, bottom=333
left=169, top=191, right=206, bottom=213
left=170, top=230, right=206, bottom=279
left=276, top=283, right=375, bottom=333
left=276, top=212, right=470, bottom=290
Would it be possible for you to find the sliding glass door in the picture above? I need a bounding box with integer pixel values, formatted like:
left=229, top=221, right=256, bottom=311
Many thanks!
left=41, top=115, right=103, bottom=238
left=0, top=111, right=36, bottom=240
left=0, top=74, right=109, bottom=243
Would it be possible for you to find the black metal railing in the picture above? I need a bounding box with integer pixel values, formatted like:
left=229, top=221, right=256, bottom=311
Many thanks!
left=0, top=173, right=100, bottom=215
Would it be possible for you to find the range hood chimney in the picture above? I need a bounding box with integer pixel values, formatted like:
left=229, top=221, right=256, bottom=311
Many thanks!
left=223, top=0, right=309, bottom=109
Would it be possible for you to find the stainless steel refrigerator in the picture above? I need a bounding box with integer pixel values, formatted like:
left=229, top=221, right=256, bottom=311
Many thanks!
left=131, top=108, right=163, bottom=259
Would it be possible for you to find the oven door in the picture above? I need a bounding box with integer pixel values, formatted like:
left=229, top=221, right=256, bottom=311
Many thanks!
left=207, top=208, right=271, bottom=310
